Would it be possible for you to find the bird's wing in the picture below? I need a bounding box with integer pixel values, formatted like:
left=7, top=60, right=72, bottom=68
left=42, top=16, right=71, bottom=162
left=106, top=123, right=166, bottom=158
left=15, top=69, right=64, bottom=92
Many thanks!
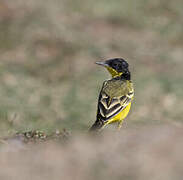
left=97, top=80, right=134, bottom=121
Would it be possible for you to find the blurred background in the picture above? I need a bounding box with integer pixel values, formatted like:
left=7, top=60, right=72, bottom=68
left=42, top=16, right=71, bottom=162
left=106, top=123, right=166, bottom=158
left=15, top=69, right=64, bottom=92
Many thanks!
left=0, top=0, right=183, bottom=135
left=0, top=0, right=183, bottom=179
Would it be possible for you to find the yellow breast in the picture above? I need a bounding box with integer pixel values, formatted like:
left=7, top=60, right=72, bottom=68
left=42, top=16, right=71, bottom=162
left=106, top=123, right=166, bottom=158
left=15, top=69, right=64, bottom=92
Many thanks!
left=107, top=102, right=131, bottom=124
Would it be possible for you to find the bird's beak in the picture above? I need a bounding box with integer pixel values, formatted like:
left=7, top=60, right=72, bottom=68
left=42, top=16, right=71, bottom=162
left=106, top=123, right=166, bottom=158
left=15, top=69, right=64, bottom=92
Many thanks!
left=95, top=61, right=109, bottom=67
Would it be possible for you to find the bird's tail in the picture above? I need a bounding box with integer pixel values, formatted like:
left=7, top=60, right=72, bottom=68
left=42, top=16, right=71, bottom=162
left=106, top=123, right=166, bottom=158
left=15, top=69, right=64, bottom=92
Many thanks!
left=89, top=120, right=104, bottom=131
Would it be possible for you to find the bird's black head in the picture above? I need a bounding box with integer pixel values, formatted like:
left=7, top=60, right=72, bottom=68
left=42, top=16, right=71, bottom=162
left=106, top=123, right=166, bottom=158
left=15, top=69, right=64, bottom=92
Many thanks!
left=105, top=58, right=129, bottom=73
left=96, top=58, right=130, bottom=78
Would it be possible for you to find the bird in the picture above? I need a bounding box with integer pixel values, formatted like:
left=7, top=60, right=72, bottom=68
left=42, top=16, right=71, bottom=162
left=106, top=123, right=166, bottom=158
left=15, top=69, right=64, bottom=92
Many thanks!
left=90, top=58, right=134, bottom=131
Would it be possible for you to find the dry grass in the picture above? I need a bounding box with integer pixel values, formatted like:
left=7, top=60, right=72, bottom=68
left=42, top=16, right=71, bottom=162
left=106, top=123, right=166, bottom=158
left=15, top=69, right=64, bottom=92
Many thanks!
left=0, top=0, right=182, bottom=135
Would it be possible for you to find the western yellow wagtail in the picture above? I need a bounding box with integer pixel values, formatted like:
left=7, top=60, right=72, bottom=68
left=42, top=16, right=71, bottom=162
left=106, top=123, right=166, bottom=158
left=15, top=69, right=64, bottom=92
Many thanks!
left=90, top=58, right=134, bottom=131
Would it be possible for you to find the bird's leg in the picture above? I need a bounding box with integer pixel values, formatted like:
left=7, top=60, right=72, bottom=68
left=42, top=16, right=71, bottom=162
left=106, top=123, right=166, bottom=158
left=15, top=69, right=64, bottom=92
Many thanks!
left=101, top=121, right=110, bottom=130
left=117, top=120, right=123, bottom=130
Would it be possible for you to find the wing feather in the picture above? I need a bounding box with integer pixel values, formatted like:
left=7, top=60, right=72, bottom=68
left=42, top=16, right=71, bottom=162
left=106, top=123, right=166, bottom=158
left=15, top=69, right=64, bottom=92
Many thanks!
left=97, top=80, right=134, bottom=121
